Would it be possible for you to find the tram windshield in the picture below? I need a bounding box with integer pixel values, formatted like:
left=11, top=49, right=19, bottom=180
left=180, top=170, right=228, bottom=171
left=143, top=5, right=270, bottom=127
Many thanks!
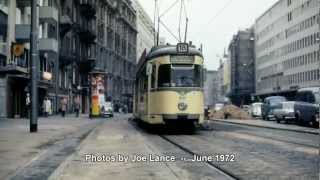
left=158, top=64, right=202, bottom=88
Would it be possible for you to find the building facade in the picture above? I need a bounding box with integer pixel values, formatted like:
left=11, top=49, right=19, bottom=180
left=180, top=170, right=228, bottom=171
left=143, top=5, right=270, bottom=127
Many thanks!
left=0, top=0, right=137, bottom=118
left=0, top=0, right=60, bottom=118
left=217, top=53, right=230, bottom=103
left=204, top=70, right=219, bottom=107
left=94, top=0, right=137, bottom=113
left=132, top=0, right=155, bottom=62
left=254, top=0, right=320, bottom=98
left=228, top=29, right=255, bottom=106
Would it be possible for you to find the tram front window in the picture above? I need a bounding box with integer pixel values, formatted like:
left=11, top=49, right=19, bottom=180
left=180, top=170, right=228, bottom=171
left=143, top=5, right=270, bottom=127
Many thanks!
left=158, top=64, right=202, bottom=87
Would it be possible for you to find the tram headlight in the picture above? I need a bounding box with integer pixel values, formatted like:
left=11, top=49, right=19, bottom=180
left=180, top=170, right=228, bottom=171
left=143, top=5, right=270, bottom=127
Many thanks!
left=178, top=102, right=188, bottom=111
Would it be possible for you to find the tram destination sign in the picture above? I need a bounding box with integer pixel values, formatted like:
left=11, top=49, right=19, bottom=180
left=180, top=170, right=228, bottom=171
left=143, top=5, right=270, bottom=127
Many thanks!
left=176, top=43, right=189, bottom=54
left=170, top=56, right=194, bottom=64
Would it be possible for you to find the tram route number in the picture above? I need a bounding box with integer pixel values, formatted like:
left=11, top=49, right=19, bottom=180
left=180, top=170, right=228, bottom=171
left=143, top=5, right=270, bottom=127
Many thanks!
left=177, top=43, right=189, bottom=53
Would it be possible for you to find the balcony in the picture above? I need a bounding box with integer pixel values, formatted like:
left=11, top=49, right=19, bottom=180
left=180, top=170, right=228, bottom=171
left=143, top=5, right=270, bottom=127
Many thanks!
left=78, top=26, right=96, bottom=44
left=39, top=38, right=58, bottom=53
left=15, top=24, right=30, bottom=43
left=79, top=0, right=96, bottom=18
left=0, top=58, right=29, bottom=74
left=60, top=14, right=73, bottom=36
left=59, top=49, right=76, bottom=66
left=39, top=6, right=58, bottom=24
left=78, top=55, right=96, bottom=72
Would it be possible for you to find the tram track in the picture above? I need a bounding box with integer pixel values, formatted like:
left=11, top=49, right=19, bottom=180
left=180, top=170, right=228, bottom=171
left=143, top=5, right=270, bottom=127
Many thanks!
left=159, top=135, right=240, bottom=180
left=129, top=118, right=318, bottom=180
left=129, top=118, right=240, bottom=179
left=203, top=121, right=318, bottom=149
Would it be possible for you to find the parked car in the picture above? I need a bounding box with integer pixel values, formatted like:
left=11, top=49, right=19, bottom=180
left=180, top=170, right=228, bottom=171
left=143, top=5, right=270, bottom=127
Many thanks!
left=251, top=102, right=263, bottom=118
left=274, top=87, right=320, bottom=127
left=101, top=101, right=114, bottom=117
left=262, top=96, right=287, bottom=120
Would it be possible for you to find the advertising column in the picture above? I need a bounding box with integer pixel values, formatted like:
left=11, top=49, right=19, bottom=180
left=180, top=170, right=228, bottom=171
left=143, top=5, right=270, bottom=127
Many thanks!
left=90, top=73, right=105, bottom=117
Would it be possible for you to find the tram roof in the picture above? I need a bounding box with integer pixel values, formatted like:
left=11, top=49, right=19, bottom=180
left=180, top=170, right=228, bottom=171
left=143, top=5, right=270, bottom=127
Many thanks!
left=146, top=45, right=203, bottom=60
left=136, top=45, right=203, bottom=75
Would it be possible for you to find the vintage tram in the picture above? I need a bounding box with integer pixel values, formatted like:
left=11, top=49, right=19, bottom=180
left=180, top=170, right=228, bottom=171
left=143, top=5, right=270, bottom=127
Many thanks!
left=133, top=43, right=205, bottom=128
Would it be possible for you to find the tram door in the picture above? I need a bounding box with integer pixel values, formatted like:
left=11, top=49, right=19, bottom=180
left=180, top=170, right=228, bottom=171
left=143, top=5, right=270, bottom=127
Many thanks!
left=146, top=63, right=153, bottom=119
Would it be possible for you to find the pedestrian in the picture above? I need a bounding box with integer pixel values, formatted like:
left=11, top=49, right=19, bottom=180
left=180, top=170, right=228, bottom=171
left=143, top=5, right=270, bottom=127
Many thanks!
left=74, top=96, right=81, bottom=117
left=43, top=97, right=51, bottom=117
left=46, top=98, right=51, bottom=116
left=26, top=93, right=31, bottom=118
left=61, top=97, right=67, bottom=117
left=42, top=98, right=50, bottom=117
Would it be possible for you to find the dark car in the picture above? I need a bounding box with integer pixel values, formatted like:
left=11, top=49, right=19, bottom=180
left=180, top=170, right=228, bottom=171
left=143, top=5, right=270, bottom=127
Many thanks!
left=262, top=96, right=287, bottom=120
left=274, top=87, right=320, bottom=127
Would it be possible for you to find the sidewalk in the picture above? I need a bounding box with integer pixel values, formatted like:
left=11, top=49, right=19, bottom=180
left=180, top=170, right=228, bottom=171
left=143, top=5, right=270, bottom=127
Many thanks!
left=0, top=114, right=101, bottom=180
left=211, top=118, right=319, bottom=135
left=49, top=115, right=184, bottom=180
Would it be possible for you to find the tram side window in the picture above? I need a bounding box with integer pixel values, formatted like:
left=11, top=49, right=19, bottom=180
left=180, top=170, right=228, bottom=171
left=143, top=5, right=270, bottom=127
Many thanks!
left=158, top=64, right=171, bottom=87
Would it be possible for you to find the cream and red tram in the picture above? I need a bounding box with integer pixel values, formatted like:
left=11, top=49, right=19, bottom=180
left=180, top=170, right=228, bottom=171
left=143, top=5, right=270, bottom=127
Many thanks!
left=133, top=43, right=205, bottom=127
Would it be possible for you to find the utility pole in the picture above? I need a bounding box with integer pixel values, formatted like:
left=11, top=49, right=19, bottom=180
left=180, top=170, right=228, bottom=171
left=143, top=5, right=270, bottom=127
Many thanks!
left=30, top=0, right=39, bottom=132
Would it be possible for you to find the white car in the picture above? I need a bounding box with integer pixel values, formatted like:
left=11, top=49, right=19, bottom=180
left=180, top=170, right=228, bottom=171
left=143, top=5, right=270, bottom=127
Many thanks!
left=101, top=102, right=114, bottom=117
left=251, top=103, right=263, bottom=117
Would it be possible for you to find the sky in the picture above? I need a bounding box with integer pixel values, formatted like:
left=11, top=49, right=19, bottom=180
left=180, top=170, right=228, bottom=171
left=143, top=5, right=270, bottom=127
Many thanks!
left=137, top=0, right=279, bottom=70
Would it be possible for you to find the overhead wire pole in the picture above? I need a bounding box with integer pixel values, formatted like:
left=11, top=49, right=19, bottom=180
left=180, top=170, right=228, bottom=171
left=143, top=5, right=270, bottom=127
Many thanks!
left=184, top=18, right=188, bottom=43
left=30, top=0, right=39, bottom=132
left=178, top=0, right=183, bottom=42
left=154, top=0, right=157, bottom=46
left=157, top=4, right=160, bottom=46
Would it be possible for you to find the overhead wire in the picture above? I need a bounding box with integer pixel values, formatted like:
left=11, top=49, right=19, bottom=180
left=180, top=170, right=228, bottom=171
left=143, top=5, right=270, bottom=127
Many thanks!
left=159, top=19, right=180, bottom=42
left=207, top=0, right=234, bottom=25
left=159, top=0, right=179, bottom=18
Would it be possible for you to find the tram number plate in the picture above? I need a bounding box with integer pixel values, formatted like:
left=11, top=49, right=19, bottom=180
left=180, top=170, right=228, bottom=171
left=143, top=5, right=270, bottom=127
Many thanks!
left=177, top=43, right=189, bottom=53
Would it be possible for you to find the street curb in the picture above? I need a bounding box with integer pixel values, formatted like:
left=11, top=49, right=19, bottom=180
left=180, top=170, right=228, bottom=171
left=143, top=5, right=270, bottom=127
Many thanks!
left=47, top=120, right=104, bottom=180
left=210, top=119, right=319, bottom=135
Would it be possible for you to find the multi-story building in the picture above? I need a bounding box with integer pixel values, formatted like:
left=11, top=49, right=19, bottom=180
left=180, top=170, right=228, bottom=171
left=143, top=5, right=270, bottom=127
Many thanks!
left=228, top=29, right=255, bottom=106
left=204, top=70, right=219, bottom=107
left=99, top=0, right=137, bottom=112
left=60, top=0, right=137, bottom=114
left=0, top=0, right=59, bottom=118
left=217, top=53, right=229, bottom=102
left=0, top=0, right=137, bottom=118
left=254, top=0, right=320, bottom=98
left=132, top=0, right=155, bottom=62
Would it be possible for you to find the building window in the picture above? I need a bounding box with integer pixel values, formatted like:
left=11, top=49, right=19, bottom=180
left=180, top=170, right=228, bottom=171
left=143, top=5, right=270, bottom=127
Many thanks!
left=288, top=12, right=292, bottom=22
left=287, top=0, right=292, bottom=6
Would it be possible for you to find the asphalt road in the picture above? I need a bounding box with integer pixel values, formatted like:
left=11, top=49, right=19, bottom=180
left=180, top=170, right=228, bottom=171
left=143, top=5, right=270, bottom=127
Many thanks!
left=11, top=114, right=318, bottom=180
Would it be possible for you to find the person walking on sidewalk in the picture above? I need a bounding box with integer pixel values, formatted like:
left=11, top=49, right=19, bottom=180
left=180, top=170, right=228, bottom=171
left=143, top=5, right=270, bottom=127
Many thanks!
left=61, top=97, right=67, bottom=117
left=43, top=97, right=51, bottom=117
left=74, top=96, right=81, bottom=117
left=26, top=93, right=31, bottom=118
